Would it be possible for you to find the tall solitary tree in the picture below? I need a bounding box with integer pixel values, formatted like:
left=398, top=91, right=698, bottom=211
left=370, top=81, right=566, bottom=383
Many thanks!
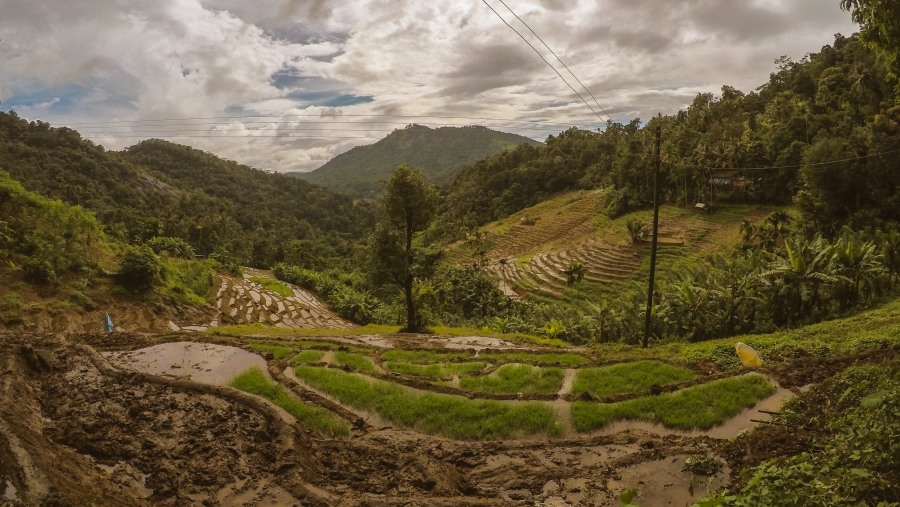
left=370, top=165, right=440, bottom=332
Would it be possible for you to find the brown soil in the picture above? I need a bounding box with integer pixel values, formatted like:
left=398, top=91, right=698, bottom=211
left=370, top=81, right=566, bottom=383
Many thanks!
left=1, top=331, right=873, bottom=506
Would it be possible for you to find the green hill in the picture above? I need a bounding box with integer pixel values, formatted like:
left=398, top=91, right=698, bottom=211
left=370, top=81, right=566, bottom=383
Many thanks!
left=0, top=112, right=376, bottom=269
left=0, top=170, right=213, bottom=332
left=292, top=124, right=542, bottom=197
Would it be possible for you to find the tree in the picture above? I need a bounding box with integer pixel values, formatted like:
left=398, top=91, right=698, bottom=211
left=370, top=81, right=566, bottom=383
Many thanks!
left=369, top=165, right=440, bottom=332
left=841, top=0, right=900, bottom=75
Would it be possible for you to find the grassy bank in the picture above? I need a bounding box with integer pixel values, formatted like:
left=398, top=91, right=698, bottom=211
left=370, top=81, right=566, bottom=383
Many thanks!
left=572, top=360, right=695, bottom=398
left=293, top=366, right=560, bottom=439
left=572, top=374, right=775, bottom=431
left=228, top=367, right=349, bottom=437
left=459, top=364, right=564, bottom=394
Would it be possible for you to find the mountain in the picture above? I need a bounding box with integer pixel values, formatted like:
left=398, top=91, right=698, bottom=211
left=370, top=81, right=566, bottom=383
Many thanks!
left=0, top=112, right=376, bottom=269
left=292, top=124, right=542, bottom=197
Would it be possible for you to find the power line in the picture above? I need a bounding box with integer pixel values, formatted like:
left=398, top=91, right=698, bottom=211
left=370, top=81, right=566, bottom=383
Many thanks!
left=71, top=122, right=566, bottom=133
left=496, top=0, right=613, bottom=123
left=685, top=146, right=900, bottom=172
left=480, top=0, right=606, bottom=123
left=62, top=113, right=595, bottom=129
left=82, top=134, right=379, bottom=139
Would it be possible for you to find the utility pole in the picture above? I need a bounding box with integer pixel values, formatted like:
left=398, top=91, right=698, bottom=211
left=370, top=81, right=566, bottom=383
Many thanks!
left=642, top=127, right=661, bottom=348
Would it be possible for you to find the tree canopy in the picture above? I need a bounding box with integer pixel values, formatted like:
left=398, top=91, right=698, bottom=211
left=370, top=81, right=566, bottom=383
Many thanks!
left=369, top=165, right=440, bottom=332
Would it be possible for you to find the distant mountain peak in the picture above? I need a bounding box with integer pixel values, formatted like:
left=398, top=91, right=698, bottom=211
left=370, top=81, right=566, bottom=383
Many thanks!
left=293, top=124, right=542, bottom=197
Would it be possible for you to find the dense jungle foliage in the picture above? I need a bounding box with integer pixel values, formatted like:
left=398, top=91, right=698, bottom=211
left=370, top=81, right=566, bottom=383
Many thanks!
left=2, top=26, right=898, bottom=348
left=0, top=115, right=375, bottom=269
left=441, top=33, right=900, bottom=237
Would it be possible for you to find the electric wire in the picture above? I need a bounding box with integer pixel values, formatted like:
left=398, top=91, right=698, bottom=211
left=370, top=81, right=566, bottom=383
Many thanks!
left=62, top=113, right=589, bottom=128
left=496, top=0, right=613, bottom=123
left=682, top=146, right=900, bottom=172
left=480, top=0, right=606, bottom=123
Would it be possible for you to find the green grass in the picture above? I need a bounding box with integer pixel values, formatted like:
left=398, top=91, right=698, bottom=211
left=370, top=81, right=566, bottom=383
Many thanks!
left=381, top=349, right=473, bottom=364
left=249, top=276, right=294, bottom=297
left=479, top=351, right=589, bottom=367
left=572, top=360, right=695, bottom=398
left=228, top=367, right=348, bottom=436
left=333, top=351, right=376, bottom=372
left=459, top=364, right=564, bottom=394
left=248, top=342, right=296, bottom=359
left=209, top=323, right=399, bottom=337
left=571, top=374, right=776, bottom=432
left=293, top=366, right=560, bottom=439
left=381, top=349, right=474, bottom=364
left=384, top=361, right=487, bottom=379
left=290, top=350, right=326, bottom=364
left=666, top=296, right=900, bottom=370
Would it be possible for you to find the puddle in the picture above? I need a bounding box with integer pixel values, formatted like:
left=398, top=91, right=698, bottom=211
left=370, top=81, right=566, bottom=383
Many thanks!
left=607, top=455, right=729, bottom=507
left=104, top=342, right=268, bottom=385
left=432, top=336, right=516, bottom=350
left=2, top=476, right=17, bottom=501
left=348, top=335, right=393, bottom=348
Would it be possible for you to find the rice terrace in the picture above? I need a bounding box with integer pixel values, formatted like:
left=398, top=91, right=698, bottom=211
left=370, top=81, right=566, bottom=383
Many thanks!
left=2, top=0, right=900, bottom=505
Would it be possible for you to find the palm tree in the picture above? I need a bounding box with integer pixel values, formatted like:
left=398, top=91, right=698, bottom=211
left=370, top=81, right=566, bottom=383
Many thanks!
left=762, top=238, right=837, bottom=324
left=831, top=230, right=885, bottom=309
left=563, top=262, right=586, bottom=285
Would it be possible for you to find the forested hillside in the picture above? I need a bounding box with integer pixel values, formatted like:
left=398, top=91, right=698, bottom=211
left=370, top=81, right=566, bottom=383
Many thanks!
left=294, top=124, right=542, bottom=197
left=0, top=113, right=375, bottom=269
left=442, top=33, right=900, bottom=238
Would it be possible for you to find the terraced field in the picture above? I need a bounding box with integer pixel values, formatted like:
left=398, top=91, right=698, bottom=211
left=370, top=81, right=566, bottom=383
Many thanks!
left=5, top=297, right=897, bottom=506
left=173, top=268, right=352, bottom=332
left=488, top=240, right=641, bottom=298
left=451, top=190, right=779, bottom=301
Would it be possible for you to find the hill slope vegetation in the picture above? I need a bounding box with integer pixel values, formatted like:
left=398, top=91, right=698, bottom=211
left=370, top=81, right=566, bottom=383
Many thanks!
left=0, top=113, right=375, bottom=269
left=294, top=124, right=542, bottom=197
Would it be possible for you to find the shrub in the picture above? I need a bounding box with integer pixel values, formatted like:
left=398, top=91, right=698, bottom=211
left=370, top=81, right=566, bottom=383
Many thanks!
left=22, top=255, right=57, bottom=284
left=147, top=236, right=195, bottom=258
left=626, top=218, right=648, bottom=242
left=116, top=245, right=161, bottom=292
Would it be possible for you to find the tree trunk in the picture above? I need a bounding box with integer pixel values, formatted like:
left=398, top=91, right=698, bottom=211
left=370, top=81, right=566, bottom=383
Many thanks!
left=404, top=206, right=417, bottom=332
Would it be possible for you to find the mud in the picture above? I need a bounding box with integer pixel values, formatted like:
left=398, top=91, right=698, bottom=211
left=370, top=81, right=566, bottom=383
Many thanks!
left=104, top=341, right=268, bottom=385
left=1, top=331, right=877, bottom=506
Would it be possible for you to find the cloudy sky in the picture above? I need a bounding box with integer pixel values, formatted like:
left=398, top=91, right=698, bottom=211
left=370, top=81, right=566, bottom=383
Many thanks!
left=0, top=0, right=857, bottom=173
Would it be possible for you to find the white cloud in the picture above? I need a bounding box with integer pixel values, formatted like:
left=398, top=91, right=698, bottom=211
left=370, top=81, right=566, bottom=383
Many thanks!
left=0, top=0, right=859, bottom=173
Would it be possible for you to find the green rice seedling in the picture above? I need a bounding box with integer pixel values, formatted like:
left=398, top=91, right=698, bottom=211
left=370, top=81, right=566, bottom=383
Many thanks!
left=571, top=374, right=775, bottom=432
left=459, top=364, right=564, bottom=394
left=248, top=342, right=296, bottom=359
left=209, top=323, right=401, bottom=338
left=249, top=276, right=294, bottom=297
left=290, top=350, right=326, bottom=364
left=572, top=360, right=695, bottom=398
left=381, top=349, right=474, bottom=364
left=383, top=361, right=487, bottom=379
left=293, top=366, right=560, bottom=439
left=332, top=351, right=376, bottom=372
left=228, top=367, right=348, bottom=436
left=479, top=351, right=589, bottom=367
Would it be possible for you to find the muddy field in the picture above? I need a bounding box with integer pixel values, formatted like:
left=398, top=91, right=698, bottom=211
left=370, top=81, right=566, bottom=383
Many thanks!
left=0, top=330, right=854, bottom=507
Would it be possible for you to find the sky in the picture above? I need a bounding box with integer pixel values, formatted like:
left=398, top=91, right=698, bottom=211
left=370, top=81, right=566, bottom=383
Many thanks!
left=0, top=0, right=858, bottom=173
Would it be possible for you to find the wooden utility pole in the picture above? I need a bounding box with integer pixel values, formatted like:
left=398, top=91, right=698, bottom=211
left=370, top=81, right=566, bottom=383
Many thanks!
left=642, top=127, right=661, bottom=348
